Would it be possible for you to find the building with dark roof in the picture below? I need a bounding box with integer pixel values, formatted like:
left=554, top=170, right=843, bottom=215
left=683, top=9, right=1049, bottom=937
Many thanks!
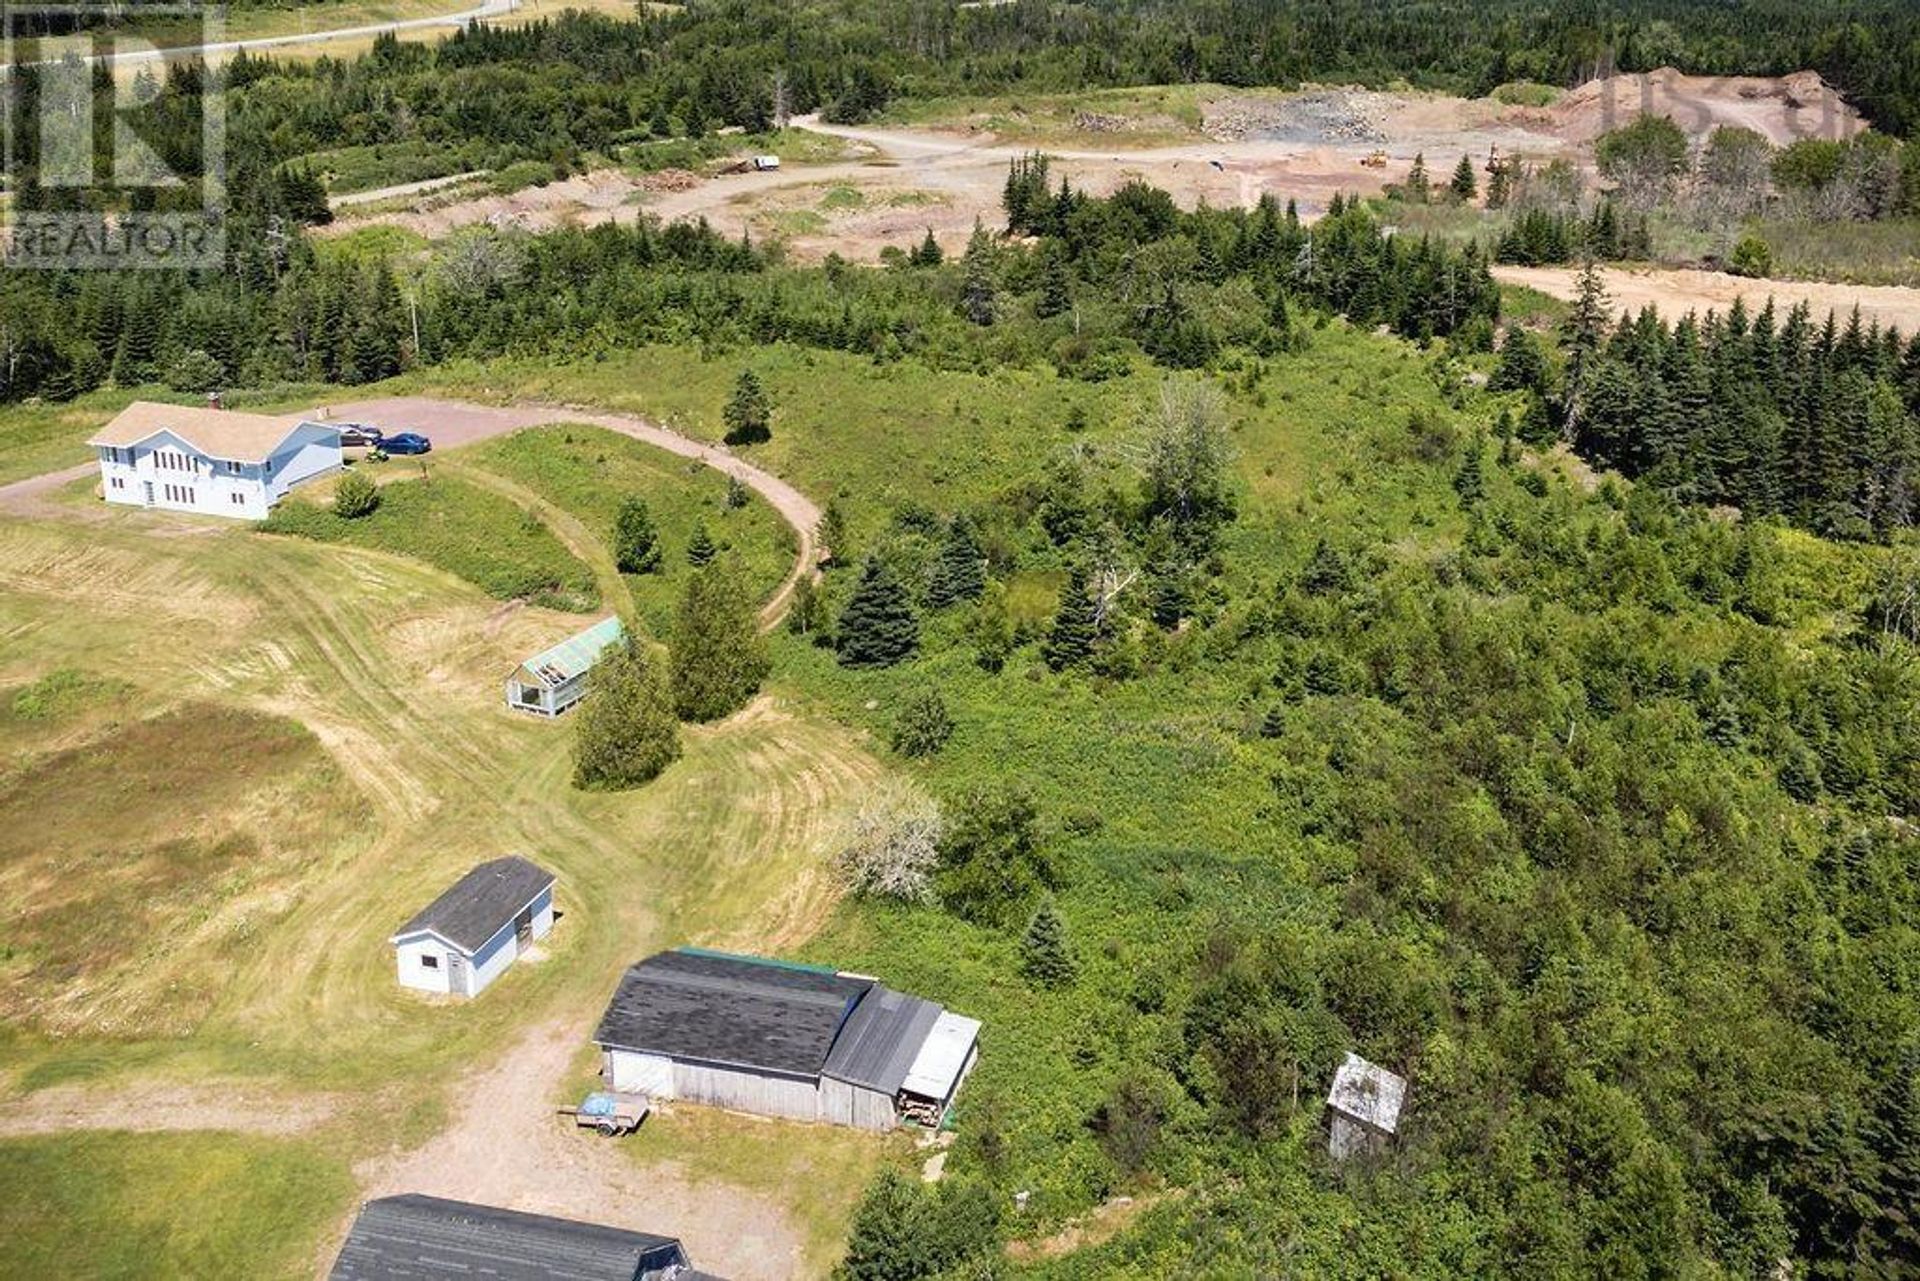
left=592, top=948, right=980, bottom=1132
left=329, top=1195, right=694, bottom=1281
left=390, top=857, right=556, bottom=998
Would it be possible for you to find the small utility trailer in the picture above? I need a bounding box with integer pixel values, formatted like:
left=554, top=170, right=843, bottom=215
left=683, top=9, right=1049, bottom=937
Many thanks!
left=557, top=1090, right=651, bottom=1137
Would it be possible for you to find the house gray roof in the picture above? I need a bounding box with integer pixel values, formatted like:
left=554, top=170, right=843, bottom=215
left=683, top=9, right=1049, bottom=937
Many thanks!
left=392, top=856, right=554, bottom=954
left=593, top=949, right=873, bottom=1077
left=822, top=985, right=943, bottom=1095
left=329, top=1195, right=687, bottom=1281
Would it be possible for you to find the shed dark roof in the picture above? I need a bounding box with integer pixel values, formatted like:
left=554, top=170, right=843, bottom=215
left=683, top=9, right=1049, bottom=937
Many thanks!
left=328, top=1195, right=686, bottom=1281
left=593, top=949, right=873, bottom=1077
left=822, top=985, right=943, bottom=1095
left=392, top=856, right=554, bottom=954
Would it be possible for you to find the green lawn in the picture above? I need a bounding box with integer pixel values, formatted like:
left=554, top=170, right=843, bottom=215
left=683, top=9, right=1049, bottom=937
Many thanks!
left=261, top=469, right=600, bottom=612
left=463, top=425, right=792, bottom=634
left=0, top=1131, right=354, bottom=1279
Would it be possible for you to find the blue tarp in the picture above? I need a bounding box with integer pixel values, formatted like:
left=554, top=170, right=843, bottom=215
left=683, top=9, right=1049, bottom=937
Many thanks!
left=579, top=1092, right=618, bottom=1117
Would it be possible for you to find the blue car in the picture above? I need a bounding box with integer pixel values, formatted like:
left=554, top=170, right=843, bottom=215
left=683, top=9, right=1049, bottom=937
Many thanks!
left=382, top=431, right=432, bottom=455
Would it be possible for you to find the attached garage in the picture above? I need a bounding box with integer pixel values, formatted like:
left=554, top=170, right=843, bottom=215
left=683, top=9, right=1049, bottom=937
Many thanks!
left=592, top=948, right=979, bottom=1132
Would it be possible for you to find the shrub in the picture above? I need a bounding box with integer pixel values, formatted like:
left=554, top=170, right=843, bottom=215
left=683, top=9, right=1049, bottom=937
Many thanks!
left=333, top=470, right=380, bottom=519
left=836, top=778, right=944, bottom=903
left=890, top=689, right=953, bottom=757
left=1728, top=235, right=1774, bottom=279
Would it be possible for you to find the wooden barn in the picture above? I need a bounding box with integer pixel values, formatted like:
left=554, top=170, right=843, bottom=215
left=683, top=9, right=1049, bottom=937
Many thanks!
left=592, top=948, right=980, bottom=1132
left=506, top=616, right=625, bottom=717
left=329, top=1194, right=696, bottom=1281
left=390, top=857, right=555, bottom=998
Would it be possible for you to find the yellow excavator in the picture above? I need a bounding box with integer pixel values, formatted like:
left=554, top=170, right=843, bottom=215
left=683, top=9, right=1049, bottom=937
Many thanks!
left=1360, top=150, right=1388, bottom=169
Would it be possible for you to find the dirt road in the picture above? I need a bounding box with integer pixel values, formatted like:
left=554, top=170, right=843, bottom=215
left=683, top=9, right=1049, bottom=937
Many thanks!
left=1494, top=263, right=1920, bottom=333
left=350, top=1017, right=806, bottom=1281
left=323, top=397, right=821, bottom=627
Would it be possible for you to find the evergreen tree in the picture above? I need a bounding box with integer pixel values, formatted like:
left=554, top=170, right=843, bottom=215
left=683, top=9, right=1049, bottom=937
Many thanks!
left=669, top=558, right=769, bottom=722
left=1558, top=259, right=1613, bottom=439
left=1454, top=435, right=1486, bottom=506
left=817, top=499, right=851, bottom=567
left=1450, top=153, right=1479, bottom=201
left=572, top=640, right=681, bottom=790
left=926, top=517, right=987, bottom=609
left=1299, top=537, right=1353, bottom=595
left=911, top=228, right=943, bottom=267
left=722, top=368, right=772, bottom=445
left=613, top=497, right=662, bottom=574
left=1406, top=152, right=1431, bottom=203
left=959, top=220, right=998, bottom=326
left=837, top=557, right=920, bottom=668
left=1489, top=327, right=1549, bottom=395
left=1042, top=566, right=1098, bottom=671
left=686, top=520, right=717, bottom=568
left=970, top=583, right=1015, bottom=672
left=1020, top=898, right=1076, bottom=987
left=1036, top=242, right=1073, bottom=319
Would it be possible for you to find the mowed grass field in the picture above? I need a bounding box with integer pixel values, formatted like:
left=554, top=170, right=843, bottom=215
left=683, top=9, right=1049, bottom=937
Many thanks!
left=0, top=424, right=888, bottom=1274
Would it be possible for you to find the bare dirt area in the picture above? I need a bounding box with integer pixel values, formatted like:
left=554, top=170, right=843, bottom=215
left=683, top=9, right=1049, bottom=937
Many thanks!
left=1495, top=263, right=1920, bottom=333
left=1548, top=67, right=1863, bottom=148
left=0, top=1079, right=341, bottom=1138
left=321, top=70, right=1867, bottom=266
left=348, top=1018, right=808, bottom=1281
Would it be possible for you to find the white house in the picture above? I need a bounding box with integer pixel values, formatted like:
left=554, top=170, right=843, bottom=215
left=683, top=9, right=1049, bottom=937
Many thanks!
left=88, top=400, right=343, bottom=520
left=390, top=856, right=556, bottom=999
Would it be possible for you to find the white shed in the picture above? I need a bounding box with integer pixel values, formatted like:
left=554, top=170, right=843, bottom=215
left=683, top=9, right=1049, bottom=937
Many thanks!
left=390, top=857, right=556, bottom=998
left=89, top=401, right=342, bottom=520
left=505, top=617, right=625, bottom=717
left=1326, top=1051, right=1407, bottom=1160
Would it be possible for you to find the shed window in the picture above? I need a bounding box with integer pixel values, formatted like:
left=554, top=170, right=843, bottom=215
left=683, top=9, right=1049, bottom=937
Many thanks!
left=421, top=955, right=440, bottom=969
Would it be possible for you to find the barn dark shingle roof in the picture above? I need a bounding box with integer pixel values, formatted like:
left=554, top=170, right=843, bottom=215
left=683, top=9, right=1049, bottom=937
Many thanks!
left=593, top=949, right=872, bottom=1077
left=328, top=1195, right=687, bottom=1281
left=822, top=985, right=943, bottom=1095
left=392, top=856, right=554, bottom=954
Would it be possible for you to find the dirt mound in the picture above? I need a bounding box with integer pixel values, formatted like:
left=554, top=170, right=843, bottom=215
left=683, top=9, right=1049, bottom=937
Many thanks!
left=1551, top=67, right=1865, bottom=147
left=642, top=168, right=701, bottom=193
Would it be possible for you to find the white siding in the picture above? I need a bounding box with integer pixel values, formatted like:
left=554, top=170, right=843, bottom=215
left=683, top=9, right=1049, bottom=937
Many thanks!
left=607, top=1051, right=678, bottom=1097
left=394, top=935, right=454, bottom=995
left=95, top=425, right=340, bottom=520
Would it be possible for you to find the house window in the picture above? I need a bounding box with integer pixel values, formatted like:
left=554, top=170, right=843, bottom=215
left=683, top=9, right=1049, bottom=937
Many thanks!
left=421, top=955, right=440, bottom=969
left=225, top=460, right=242, bottom=474
left=110, top=477, right=124, bottom=490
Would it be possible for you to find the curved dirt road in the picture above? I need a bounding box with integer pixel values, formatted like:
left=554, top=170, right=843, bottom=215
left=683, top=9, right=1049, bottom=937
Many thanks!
left=325, top=397, right=821, bottom=628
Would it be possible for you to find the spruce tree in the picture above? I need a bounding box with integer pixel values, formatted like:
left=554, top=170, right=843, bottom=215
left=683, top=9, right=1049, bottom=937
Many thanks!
left=572, top=641, right=681, bottom=790
left=912, top=228, right=943, bottom=267
left=959, top=220, right=998, bottom=326
left=722, top=368, right=772, bottom=445
left=685, top=520, right=717, bottom=568
left=1299, top=537, right=1353, bottom=595
left=1489, top=327, right=1548, bottom=395
left=1406, top=152, right=1431, bottom=203
left=1042, top=566, right=1098, bottom=671
left=1036, top=243, right=1073, bottom=319
left=837, top=557, right=920, bottom=668
left=1450, top=153, right=1479, bottom=201
left=669, top=558, right=769, bottom=722
left=613, top=497, right=662, bottom=574
left=1020, top=898, right=1076, bottom=987
left=926, top=517, right=987, bottom=609
left=1454, top=437, right=1486, bottom=506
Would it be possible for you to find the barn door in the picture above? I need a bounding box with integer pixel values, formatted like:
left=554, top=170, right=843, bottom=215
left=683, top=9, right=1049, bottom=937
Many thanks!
left=445, top=952, right=468, bottom=996
left=515, top=908, right=534, bottom=947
